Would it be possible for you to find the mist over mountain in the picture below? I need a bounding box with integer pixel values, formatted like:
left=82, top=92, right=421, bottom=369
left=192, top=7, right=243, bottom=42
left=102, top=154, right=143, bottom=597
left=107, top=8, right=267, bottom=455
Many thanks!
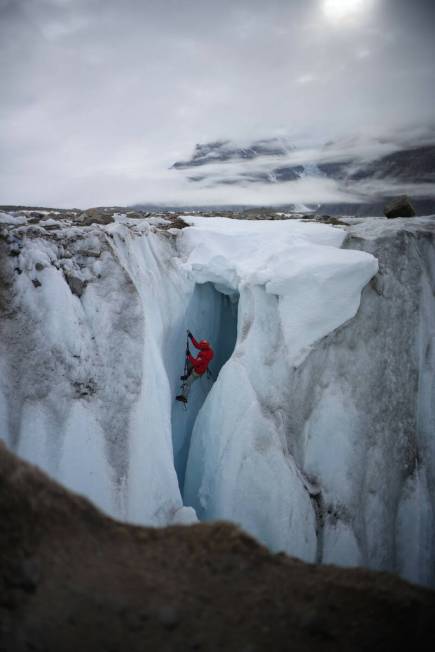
left=172, top=138, right=296, bottom=169
left=170, top=132, right=435, bottom=214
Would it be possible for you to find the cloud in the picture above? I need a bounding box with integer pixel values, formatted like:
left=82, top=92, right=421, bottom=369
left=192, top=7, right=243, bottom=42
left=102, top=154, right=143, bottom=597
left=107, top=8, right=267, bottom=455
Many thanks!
left=322, top=0, right=376, bottom=26
left=0, top=0, right=434, bottom=207
left=295, top=74, right=317, bottom=85
left=356, top=48, right=371, bottom=60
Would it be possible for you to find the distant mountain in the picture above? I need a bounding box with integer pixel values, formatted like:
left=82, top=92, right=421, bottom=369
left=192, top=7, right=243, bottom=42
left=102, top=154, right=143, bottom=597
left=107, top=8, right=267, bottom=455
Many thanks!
left=348, top=145, right=435, bottom=183
left=170, top=137, right=435, bottom=214
left=171, top=137, right=294, bottom=170
left=172, top=138, right=309, bottom=184
left=173, top=138, right=435, bottom=184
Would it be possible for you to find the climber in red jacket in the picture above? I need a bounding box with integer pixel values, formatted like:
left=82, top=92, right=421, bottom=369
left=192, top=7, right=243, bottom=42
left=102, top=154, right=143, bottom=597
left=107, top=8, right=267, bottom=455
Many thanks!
left=176, top=331, right=214, bottom=404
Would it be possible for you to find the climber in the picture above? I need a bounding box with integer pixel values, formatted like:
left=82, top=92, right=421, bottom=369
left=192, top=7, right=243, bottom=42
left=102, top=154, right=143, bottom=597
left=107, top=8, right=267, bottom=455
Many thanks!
left=176, top=331, right=214, bottom=404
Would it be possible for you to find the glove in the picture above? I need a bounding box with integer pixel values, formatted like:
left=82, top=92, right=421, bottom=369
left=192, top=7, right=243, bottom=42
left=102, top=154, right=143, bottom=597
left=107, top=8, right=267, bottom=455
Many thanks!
left=187, top=330, right=193, bottom=340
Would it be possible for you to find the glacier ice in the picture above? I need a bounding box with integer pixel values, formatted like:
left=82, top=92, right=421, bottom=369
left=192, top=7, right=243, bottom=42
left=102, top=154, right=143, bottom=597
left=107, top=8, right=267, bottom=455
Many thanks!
left=1, top=211, right=434, bottom=587
left=1, top=217, right=187, bottom=525
left=181, top=216, right=377, bottom=561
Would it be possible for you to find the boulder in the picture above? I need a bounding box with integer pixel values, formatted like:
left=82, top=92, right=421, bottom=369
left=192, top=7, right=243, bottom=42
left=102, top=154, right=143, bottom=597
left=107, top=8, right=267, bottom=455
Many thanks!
left=77, top=209, right=114, bottom=226
left=384, top=195, right=416, bottom=219
left=65, top=273, right=86, bottom=297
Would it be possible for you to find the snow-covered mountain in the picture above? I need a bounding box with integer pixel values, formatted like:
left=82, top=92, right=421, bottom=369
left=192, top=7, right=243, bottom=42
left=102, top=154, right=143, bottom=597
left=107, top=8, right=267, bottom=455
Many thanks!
left=172, top=137, right=295, bottom=169
left=171, top=138, right=435, bottom=214
left=172, top=138, right=435, bottom=184
left=320, top=144, right=435, bottom=184
left=1, top=208, right=434, bottom=587
left=172, top=137, right=307, bottom=184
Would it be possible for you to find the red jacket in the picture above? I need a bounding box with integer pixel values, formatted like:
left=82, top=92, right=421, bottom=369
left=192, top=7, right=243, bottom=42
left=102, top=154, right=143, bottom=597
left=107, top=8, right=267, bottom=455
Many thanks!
left=188, top=336, right=214, bottom=375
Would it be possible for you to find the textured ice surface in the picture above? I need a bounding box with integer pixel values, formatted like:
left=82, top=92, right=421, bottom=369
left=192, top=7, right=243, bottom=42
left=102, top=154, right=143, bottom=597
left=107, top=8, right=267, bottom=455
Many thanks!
left=0, top=216, right=191, bottom=525
left=183, top=216, right=435, bottom=587
left=181, top=217, right=378, bottom=562
left=1, top=212, right=434, bottom=587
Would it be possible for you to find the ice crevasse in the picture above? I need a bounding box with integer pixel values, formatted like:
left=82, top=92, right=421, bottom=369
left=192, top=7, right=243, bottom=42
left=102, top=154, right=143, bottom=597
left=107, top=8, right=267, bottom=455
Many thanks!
left=180, top=217, right=378, bottom=560
left=1, top=211, right=435, bottom=587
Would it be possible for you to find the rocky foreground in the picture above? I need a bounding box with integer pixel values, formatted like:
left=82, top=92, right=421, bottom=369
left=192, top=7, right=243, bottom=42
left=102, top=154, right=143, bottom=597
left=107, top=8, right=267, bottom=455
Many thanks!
left=1, top=443, right=434, bottom=652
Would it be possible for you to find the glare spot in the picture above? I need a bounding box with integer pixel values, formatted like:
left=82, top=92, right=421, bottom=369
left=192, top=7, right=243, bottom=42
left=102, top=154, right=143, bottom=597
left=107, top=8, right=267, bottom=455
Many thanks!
left=323, top=0, right=372, bottom=24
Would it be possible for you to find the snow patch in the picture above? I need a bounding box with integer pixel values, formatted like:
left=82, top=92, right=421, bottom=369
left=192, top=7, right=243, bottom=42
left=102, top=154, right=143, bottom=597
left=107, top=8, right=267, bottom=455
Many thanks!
left=0, top=212, right=27, bottom=225
left=179, top=217, right=377, bottom=365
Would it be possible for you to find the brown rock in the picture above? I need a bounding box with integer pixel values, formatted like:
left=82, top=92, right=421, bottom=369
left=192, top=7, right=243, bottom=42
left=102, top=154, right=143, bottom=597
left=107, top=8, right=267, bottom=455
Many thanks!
left=384, top=195, right=416, bottom=218
left=77, top=209, right=115, bottom=226
left=65, top=273, right=86, bottom=297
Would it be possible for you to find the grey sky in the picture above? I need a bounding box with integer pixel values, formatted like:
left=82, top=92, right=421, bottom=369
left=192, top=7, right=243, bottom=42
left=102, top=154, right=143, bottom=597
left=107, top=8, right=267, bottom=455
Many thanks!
left=1, top=0, right=434, bottom=207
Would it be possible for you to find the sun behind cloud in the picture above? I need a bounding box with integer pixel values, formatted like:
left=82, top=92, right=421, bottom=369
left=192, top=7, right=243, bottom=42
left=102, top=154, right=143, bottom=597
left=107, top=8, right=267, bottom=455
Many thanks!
left=322, top=0, right=374, bottom=24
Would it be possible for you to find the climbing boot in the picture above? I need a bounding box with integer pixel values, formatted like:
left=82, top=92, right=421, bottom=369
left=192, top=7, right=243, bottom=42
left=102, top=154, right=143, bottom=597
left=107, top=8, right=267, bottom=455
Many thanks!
left=176, top=395, right=188, bottom=404
left=180, top=375, right=188, bottom=381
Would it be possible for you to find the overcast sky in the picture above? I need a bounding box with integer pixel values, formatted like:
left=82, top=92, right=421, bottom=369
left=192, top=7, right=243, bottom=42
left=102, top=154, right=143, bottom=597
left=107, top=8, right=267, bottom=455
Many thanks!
left=1, top=0, right=434, bottom=207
